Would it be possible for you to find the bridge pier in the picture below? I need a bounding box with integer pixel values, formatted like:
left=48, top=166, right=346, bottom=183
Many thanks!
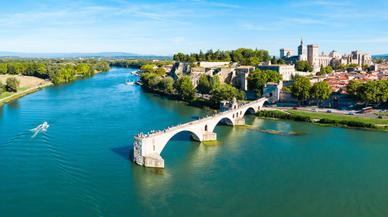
left=202, top=132, right=217, bottom=141
left=235, top=118, right=246, bottom=126
left=143, top=154, right=165, bottom=168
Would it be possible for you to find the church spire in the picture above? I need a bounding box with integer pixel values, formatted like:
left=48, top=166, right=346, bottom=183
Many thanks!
left=298, top=37, right=304, bottom=56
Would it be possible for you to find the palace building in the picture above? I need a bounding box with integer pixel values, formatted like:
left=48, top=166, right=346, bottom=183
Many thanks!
left=280, top=39, right=372, bottom=72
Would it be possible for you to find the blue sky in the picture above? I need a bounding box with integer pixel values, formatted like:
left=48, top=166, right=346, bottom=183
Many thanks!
left=0, top=0, right=387, bottom=55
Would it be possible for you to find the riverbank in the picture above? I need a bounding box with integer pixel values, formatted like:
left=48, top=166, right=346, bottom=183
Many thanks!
left=0, top=81, right=52, bottom=106
left=0, top=68, right=111, bottom=106
left=256, top=109, right=388, bottom=131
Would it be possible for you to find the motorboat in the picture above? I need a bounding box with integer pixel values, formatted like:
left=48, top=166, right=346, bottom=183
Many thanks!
left=126, top=80, right=135, bottom=85
left=31, top=121, right=49, bottom=137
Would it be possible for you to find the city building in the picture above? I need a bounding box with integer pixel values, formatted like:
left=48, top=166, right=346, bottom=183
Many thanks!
left=297, top=38, right=307, bottom=61
left=281, top=39, right=373, bottom=72
left=280, top=48, right=294, bottom=59
left=263, top=81, right=283, bottom=103
left=234, top=66, right=255, bottom=91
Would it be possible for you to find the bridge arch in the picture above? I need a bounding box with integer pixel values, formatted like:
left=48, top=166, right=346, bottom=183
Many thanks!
left=156, top=129, right=203, bottom=155
left=244, top=107, right=256, bottom=115
left=165, top=129, right=202, bottom=144
left=208, top=116, right=234, bottom=132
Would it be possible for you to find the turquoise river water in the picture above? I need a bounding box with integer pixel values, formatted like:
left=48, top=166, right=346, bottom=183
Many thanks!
left=0, top=67, right=387, bottom=217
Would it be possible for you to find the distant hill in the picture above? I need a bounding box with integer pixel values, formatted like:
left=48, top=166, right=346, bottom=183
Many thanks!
left=0, top=51, right=171, bottom=59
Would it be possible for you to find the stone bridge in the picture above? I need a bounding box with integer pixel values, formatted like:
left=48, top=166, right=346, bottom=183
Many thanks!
left=133, top=98, right=268, bottom=168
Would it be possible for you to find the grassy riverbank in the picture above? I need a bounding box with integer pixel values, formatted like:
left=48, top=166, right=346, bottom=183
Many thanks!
left=256, top=109, right=388, bottom=131
left=0, top=82, right=52, bottom=105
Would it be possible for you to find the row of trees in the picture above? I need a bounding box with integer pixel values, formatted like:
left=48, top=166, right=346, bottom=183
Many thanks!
left=173, top=48, right=271, bottom=66
left=290, top=76, right=332, bottom=106
left=347, top=80, right=388, bottom=106
left=140, top=71, right=244, bottom=107
left=110, top=60, right=173, bottom=69
left=0, top=59, right=110, bottom=84
left=0, top=77, right=20, bottom=93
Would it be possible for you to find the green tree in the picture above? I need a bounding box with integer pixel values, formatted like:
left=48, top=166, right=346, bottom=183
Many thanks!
left=318, top=66, right=333, bottom=75
left=75, top=63, right=91, bottom=77
left=210, top=84, right=245, bottom=105
left=357, top=80, right=388, bottom=106
left=0, top=81, right=5, bottom=94
left=347, top=63, right=359, bottom=68
left=140, top=64, right=156, bottom=73
left=51, top=66, right=76, bottom=84
left=173, top=48, right=270, bottom=66
left=325, top=66, right=333, bottom=74
left=7, top=64, right=17, bottom=74
left=247, top=69, right=282, bottom=96
left=209, top=75, right=221, bottom=90
left=155, top=67, right=166, bottom=76
left=248, top=57, right=260, bottom=66
left=271, top=56, right=277, bottom=64
left=295, top=61, right=313, bottom=72
left=310, top=81, right=332, bottom=106
left=347, top=80, right=388, bottom=106
left=362, top=64, right=369, bottom=71
left=197, top=74, right=212, bottom=94
left=140, top=72, right=161, bottom=89
left=347, top=80, right=362, bottom=97
left=291, top=76, right=311, bottom=104
left=0, top=63, right=7, bottom=74
left=175, top=76, right=196, bottom=101
left=374, top=80, right=388, bottom=106
left=5, top=77, right=20, bottom=92
left=158, top=77, right=174, bottom=94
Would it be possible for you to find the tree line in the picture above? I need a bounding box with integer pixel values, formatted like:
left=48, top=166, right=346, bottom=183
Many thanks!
left=140, top=71, right=245, bottom=108
left=347, top=80, right=388, bottom=106
left=0, top=59, right=110, bottom=84
left=110, top=60, right=173, bottom=69
left=173, top=48, right=271, bottom=66
left=289, top=76, right=332, bottom=106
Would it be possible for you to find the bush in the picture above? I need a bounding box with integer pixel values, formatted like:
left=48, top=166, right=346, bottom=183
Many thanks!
left=0, top=81, right=5, bottom=94
left=257, top=110, right=378, bottom=129
left=5, top=77, right=20, bottom=92
left=256, top=110, right=312, bottom=122
left=318, top=118, right=376, bottom=128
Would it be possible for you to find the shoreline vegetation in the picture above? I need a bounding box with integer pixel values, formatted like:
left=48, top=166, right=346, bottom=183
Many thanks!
left=256, top=109, right=388, bottom=131
left=0, top=81, right=52, bottom=105
left=0, top=59, right=110, bottom=106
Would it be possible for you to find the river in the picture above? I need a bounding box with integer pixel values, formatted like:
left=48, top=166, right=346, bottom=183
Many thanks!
left=0, top=67, right=387, bottom=217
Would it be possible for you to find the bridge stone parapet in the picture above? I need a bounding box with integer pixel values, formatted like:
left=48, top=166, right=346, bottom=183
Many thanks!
left=132, top=98, right=268, bottom=168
